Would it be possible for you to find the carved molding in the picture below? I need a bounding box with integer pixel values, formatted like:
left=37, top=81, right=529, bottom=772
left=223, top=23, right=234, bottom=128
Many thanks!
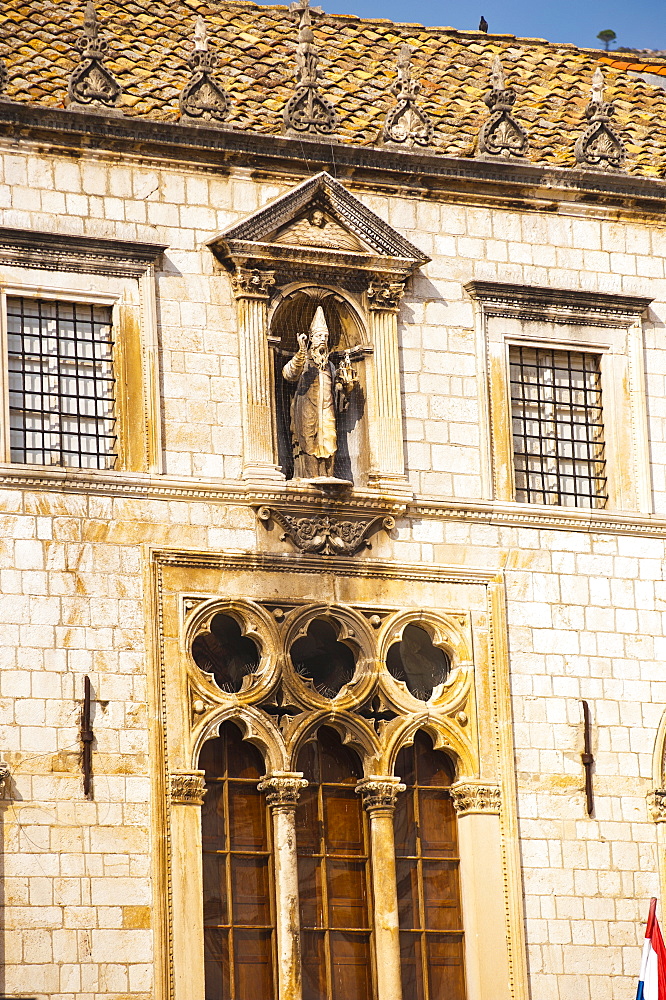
left=0, top=227, right=167, bottom=277
left=450, top=781, right=501, bottom=816
left=574, top=68, right=625, bottom=171
left=179, top=17, right=230, bottom=125
left=648, top=789, right=666, bottom=823
left=67, top=2, right=123, bottom=115
left=477, top=57, right=528, bottom=159
left=257, top=506, right=396, bottom=555
left=257, top=771, right=309, bottom=807
left=367, top=278, right=406, bottom=312
left=382, top=45, right=433, bottom=148
left=465, top=281, right=652, bottom=326
left=356, top=776, right=405, bottom=810
left=170, top=770, right=206, bottom=805
left=230, top=266, right=276, bottom=299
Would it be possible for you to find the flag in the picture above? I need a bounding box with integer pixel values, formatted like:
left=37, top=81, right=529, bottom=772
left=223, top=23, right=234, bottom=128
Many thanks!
left=637, top=898, right=666, bottom=1000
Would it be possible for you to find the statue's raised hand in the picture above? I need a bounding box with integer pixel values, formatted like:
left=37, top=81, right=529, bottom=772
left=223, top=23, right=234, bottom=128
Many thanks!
left=297, top=332, right=308, bottom=353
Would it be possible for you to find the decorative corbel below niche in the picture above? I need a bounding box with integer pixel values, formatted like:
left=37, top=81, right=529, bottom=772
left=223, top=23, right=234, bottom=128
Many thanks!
left=256, top=505, right=395, bottom=554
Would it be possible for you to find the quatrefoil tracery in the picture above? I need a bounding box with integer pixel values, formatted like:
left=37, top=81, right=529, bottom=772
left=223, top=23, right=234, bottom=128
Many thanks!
left=186, top=598, right=475, bottom=774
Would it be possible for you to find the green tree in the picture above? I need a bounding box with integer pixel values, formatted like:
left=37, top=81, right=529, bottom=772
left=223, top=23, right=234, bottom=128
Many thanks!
left=597, top=29, right=617, bottom=51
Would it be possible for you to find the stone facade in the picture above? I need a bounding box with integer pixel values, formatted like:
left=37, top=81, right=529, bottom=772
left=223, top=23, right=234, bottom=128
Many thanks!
left=2, top=5, right=666, bottom=1000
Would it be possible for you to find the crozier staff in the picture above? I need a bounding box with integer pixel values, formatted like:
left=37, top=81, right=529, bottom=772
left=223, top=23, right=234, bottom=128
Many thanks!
left=282, top=305, right=357, bottom=481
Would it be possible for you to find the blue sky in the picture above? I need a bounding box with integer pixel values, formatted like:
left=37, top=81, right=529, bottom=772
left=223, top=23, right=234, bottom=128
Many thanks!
left=263, top=0, right=666, bottom=51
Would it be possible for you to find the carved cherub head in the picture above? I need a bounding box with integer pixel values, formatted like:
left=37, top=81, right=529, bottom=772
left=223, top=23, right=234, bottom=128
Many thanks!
left=309, top=209, right=326, bottom=228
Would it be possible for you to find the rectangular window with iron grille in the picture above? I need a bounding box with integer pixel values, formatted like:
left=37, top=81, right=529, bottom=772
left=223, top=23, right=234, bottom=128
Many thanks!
left=509, top=345, right=608, bottom=508
left=7, top=296, right=116, bottom=470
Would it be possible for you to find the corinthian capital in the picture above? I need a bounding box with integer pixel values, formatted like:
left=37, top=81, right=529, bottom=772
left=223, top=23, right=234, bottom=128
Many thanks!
left=366, top=278, right=406, bottom=312
left=450, top=781, right=501, bottom=816
left=356, top=776, right=406, bottom=811
left=257, top=771, right=308, bottom=808
left=230, top=267, right=276, bottom=299
left=170, top=770, right=206, bottom=805
left=648, top=789, right=666, bottom=823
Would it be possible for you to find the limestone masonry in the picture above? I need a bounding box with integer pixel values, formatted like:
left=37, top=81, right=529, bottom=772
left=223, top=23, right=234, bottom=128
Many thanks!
left=1, top=3, right=666, bottom=1000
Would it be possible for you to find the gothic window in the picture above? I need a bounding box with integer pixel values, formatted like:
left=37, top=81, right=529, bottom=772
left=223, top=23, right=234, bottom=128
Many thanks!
left=387, top=625, right=451, bottom=701
left=296, top=727, right=373, bottom=1000
left=290, top=618, right=357, bottom=698
left=200, top=722, right=275, bottom=1000
left=192, top=614, right=261, bottom=694
left=394, top=731, right=465, bottom=1000
left=6, top=296, right=116, bottom=469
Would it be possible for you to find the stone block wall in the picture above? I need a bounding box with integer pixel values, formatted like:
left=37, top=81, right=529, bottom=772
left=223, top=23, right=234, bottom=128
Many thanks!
left=0, top=142, right=665, bottom=999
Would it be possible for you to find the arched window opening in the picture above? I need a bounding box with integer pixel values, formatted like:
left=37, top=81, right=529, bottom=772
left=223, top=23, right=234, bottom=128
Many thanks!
left=192, top=614, right=260, bottom=693
left=387, top=624, right=451, bottom=701
left=394, top=731, right=465, bottom=1000
left=200, top=722, right=275, bottom=1000
left=271, top=290, right=366, bottom=483
left=290, top=618, right=357, bottom=698
left=296, top=726, right=373, bottom=1000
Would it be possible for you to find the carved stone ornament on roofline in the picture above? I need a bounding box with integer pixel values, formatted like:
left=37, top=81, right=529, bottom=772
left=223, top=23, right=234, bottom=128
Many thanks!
left=256, top=506, right=396, bottom=555
left=283, top=0, right=338, bottom=136
left=382, top=44, right=434, bottom=148
left=0, top=59, right=7, bottom=97
left=230, top=266, right=276, bottom=299
left=450, top=781, right=501, bottom=816
left=477, top=56, right=528, bottom=159
left=257, top=772, right=309, bottom=807
left=170, top=770, right=206, bottom=805
left=67, top=2, right=123, bottom=115
left=179, top=16, right=230, bottom=126
left=574, top=67, right=625, bottom=171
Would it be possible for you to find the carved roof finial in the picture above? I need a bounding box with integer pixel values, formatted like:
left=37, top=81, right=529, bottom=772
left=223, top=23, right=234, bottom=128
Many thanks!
left=179, top=15, right=230, bottom=126
left=574, top=66, right=626, bottom=170
left=477, top=54, right=529, bottom=158
left=67, top=1, right=122, bottom=114
left=382, top=43, right=434, bottom=148
left=283, top=0, right=338, bottom=136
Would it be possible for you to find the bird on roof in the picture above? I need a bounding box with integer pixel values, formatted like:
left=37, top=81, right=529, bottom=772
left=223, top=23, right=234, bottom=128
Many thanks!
left=479, top=15, right=488, bottom=32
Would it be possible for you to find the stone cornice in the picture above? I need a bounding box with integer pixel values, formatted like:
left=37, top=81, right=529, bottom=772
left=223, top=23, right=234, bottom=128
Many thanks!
left=2, top=101, right=666, bottom=217
left=466, top=281, right=653, bottom=326
left=3, top=466, right=666, bottom=537
left=0, top=225, right=167, bottom=277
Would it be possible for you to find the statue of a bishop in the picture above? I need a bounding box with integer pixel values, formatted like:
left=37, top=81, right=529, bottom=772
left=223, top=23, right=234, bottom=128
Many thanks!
left=282, top=306, right=357, bottom=482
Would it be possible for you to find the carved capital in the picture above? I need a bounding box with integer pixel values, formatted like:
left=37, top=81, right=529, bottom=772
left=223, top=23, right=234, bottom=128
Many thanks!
left=648, top=789, right=666, bottom=823
left=356, top=776, right=406, bottom=811
left=450, top=781, right=501, bottom=816
left=170, top=770, right=206, bottom=805
left=367, top=279, right=405, bottom=312
left=230, top=267, right=276, bottom=299
left=258, top=771, right=308, bottom=807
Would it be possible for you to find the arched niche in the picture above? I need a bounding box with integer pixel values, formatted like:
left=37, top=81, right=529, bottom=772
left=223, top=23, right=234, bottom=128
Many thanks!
left=269, top=286, right=370, bottom=484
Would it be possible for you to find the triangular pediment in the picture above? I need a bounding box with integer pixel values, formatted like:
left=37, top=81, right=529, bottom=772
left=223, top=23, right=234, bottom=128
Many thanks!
left=207, top=172, right=430, bottom=279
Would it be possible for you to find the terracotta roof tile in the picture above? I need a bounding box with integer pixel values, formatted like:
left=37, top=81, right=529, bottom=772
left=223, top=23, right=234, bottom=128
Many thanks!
left=0, top=0, right=665, bottom=177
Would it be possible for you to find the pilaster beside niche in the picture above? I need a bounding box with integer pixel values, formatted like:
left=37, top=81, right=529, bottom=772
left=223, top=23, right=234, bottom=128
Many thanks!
left=207, top=171, right=430, bottom=497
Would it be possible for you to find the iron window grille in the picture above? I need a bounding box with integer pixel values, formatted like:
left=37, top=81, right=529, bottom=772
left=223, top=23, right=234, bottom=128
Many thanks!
left=509, top=345, right=608, bottom=508
left=7, top=296, right=117, bottom=470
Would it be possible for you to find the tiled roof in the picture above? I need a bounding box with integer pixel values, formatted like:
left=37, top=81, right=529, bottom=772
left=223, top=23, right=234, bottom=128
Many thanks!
left=600, top=55, right=666, bottom=78
left=2, top=0, right=666, bottom=177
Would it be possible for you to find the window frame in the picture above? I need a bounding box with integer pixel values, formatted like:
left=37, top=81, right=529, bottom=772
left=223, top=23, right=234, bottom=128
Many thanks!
left=467, top=282, right=653, bottom=514
left=0, top=272, right=160, bottom=475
